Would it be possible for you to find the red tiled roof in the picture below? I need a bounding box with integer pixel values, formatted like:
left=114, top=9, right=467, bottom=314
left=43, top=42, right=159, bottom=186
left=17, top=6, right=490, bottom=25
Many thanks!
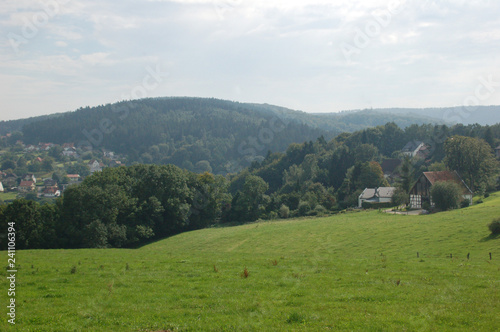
left=423, top=171, right=473, bottom=194
left=19, top=181, right=34, bottom=187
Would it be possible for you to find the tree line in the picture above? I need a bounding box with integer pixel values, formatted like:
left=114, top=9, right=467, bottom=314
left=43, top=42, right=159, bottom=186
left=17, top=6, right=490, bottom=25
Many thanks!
left=1, top=122, right=499, bottom=249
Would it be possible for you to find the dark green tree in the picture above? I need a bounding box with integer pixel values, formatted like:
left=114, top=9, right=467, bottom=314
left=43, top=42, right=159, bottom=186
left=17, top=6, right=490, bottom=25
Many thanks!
left=430, top=181, right=463, bottom=211
left=444, top=136, right=499, bottom=192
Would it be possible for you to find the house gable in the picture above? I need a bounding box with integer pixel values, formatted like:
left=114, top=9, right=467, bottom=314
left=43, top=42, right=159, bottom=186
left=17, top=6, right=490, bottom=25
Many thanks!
left=409, top=171, right=473, bottom=208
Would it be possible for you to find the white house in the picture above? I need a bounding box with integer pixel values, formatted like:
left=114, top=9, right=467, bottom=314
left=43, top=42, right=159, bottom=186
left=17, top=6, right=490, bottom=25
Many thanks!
left=42, top=186, right=61, bottom=198
left=0, top=182, right=4, bottom=192
left=88, top=160, right=104, bottom=174
left=401, top=140, right=425, bottom=158
left=62, top=148, right=77, bottom=157
left=66, top=174, right=81, bottom=183
left=358, top=187, right=396, bottom=208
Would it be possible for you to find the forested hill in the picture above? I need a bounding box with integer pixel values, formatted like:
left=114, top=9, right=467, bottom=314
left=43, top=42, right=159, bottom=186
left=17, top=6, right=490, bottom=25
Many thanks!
left=2, top=97, right=441, bottom=174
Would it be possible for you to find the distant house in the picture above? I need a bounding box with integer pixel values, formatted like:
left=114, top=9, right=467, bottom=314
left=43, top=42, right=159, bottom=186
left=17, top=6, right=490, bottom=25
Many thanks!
left=109, top=160, right=122, bottom=168
left=409, top=171, right=473, bottom=209
left=66, top=174, right=81, bottom=183
left=103, top=150, right=115, bottom=159
left=88, top=160, right=104, bottom=174
left=0, top=182, right=4, bottom=192
left=2, top=177, right=17, bottom=191
left=38, top=143, right=54, bottom=151
left=42, top=186, right=60, bottom=198
left=24, top=144, right=38, bottom=152
left=401, top=140, right=426, bottom=158
left=495, top=145, right=500, bottom=159
left=358, top=187, right=396, bottom=208
left=18, top=181, right=36, bottom=193
left=62, top=146, right=78, bottom=157
left=43, top=178, right=58, bottom=187
left=23, top=174, right=37, bottom=184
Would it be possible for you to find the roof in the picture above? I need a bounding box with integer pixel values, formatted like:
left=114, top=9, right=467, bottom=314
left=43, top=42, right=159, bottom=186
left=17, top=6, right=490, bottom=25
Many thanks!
left=359, top=188, right=376, bottom=199
left=19, top=180, right=34, bottom=187
left=66, top=174, right=80, bottom=178
left=402, top=140, right=423, bottom=152
left=423, top=171, right=473, bottom=195
left=495, top=145, right=500, bottom=150
left=359, top=187, right=396, bottom=199
left=43, top=187, right=60, bottom=194
left=375, top=187, right=396, bottom=198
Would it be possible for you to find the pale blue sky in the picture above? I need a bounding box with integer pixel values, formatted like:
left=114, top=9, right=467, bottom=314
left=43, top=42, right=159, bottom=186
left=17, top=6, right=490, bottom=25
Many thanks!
left=1, top=0, right=499, bottom=120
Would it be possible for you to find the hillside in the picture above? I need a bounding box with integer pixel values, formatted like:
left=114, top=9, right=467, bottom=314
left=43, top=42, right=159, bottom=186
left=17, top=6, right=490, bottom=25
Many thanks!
left=0, top=97, right=444, bottom=173
left=368, top=105, right=500, bottom=126
left=5, top=192, right=499, bottom=331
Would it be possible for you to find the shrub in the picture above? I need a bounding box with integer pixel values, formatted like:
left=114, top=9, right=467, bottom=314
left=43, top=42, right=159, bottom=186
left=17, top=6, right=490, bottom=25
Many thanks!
left=361, top=201, right=394, bottom=209
left=268, top=211, right=278, bottom=220
left=430, top=181, right=462, bottom=211
left=391, top=187, right=409, bottom=206
left=488, top=219, right=500, bottom=235
left=312, top=204, right=327, bottom=216
left=279, top=204, right=290, bottom=219
left=297, top=201, right=310, bottom=216
left=460, top=199, right=470, bottom=208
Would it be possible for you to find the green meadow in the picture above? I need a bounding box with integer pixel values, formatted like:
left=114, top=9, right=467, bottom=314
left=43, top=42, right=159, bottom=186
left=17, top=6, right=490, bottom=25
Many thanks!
left=2, top=194, right=500, bottom=331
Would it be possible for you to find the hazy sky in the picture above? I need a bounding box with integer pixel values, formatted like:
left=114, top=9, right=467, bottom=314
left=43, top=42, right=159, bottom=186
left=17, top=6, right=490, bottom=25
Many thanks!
left=1, top=0, right=499, bottom=121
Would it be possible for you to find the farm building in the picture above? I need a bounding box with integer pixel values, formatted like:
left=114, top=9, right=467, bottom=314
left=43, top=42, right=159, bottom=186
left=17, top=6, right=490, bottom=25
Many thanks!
left=358, top=187, right=396, bottom=208
left=409, top=171, right=473, bottom=209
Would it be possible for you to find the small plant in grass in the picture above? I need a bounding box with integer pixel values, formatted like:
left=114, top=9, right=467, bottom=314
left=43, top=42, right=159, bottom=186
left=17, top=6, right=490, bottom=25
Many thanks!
left=286, top=312, right=305, bottom=324
left=126, top=263, right=130, bottom=271
left=241, top=267, right=249, bottom=278
left=70, top=266, right=77, bottom=274
left=271, top=259, right=278, bottom=266
left=213, top=265, right=218, bottom=273
left=488, top=218, right=500, bottom=235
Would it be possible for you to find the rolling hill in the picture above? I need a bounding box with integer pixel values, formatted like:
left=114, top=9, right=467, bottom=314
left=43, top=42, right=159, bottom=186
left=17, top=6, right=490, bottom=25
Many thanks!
left=5, top=192, right=499, bottom=331
left=0, top=97, right=445, bottom=174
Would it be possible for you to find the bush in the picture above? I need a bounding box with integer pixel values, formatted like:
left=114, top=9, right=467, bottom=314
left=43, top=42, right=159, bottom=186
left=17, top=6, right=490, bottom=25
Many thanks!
left=279, top=204, right=290, bottom=219
left=460, top=199, right=470, bottom=208
left=313, top=204, right=327, bottom=216
left=268, top=211, right=278, bottom=220
left=430, top=181, right=462, bottom=211
left=488, top=219, right=500, bottom=235
left=297, top=201, right=310, bottom=216
left=361, top=201, right=394, bottom=209
left=391, top=187, right=409, bottom=206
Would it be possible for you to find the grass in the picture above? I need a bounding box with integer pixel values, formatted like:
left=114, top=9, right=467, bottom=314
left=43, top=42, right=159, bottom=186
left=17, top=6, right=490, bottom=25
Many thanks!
left=2, top=193, right=500, bottom=331
left=0, top=192, right=18, bottom=201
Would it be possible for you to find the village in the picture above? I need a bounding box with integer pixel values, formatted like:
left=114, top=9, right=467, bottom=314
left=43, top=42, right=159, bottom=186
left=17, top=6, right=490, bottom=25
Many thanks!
left=2, top=134, right=499, bottom=209
left=0, top=137, right=124, bottom=202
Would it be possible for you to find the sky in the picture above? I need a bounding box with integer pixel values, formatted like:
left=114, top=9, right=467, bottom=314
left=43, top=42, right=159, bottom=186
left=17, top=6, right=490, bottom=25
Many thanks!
left=1, top=0, right=500, bottom=121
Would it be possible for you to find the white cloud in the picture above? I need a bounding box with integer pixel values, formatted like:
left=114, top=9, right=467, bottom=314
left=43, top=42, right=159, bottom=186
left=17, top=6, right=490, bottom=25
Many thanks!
left=0, top=0, right=499, bottom=120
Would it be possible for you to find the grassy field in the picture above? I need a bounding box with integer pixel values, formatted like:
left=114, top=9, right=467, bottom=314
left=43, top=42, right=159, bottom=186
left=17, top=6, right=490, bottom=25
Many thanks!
left=2, top=193, right=499, bottom=331
left=0, top=192, right=18, bottom=201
